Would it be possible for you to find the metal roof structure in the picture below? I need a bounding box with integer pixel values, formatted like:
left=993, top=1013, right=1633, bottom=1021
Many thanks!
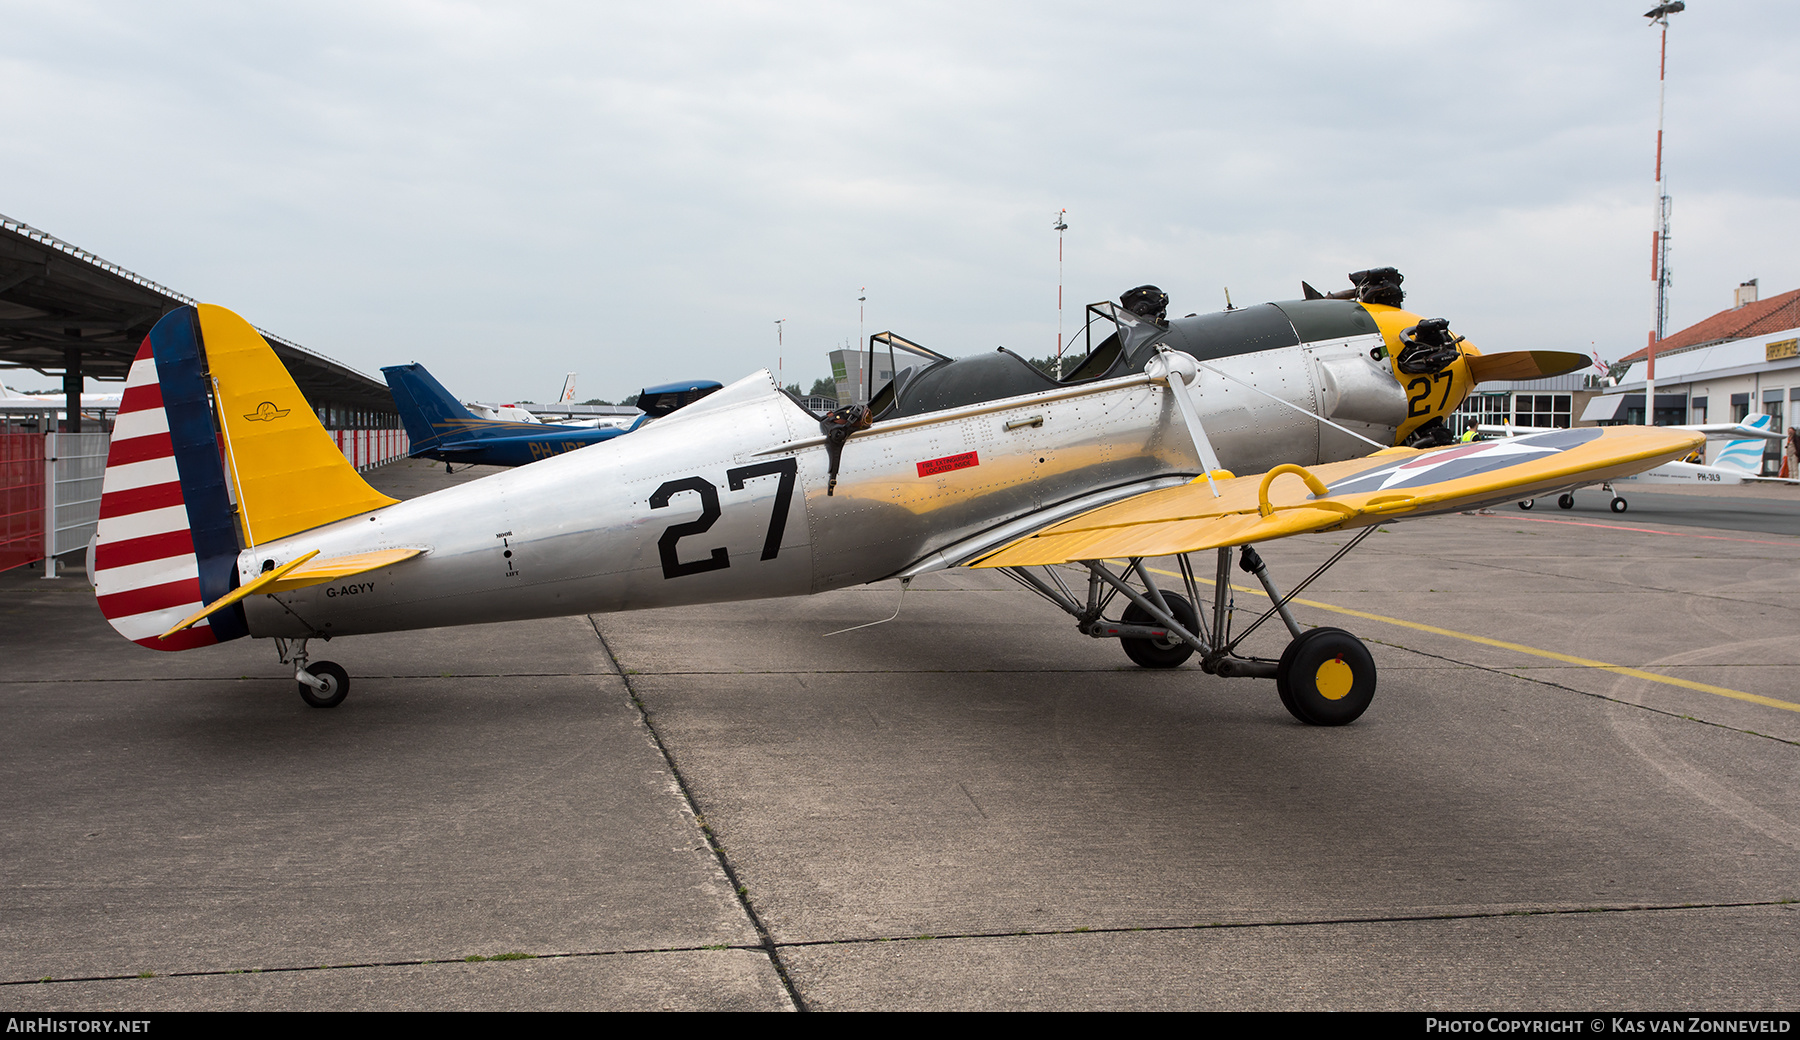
left=0, top=213, right=396, bottom=415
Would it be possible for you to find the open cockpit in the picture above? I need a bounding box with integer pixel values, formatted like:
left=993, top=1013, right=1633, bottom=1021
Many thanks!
left=836, top=287, right=1389, bottom=423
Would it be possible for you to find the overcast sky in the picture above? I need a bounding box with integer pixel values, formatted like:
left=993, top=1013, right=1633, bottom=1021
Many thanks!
left=5, top=1, right=1797, bottom=401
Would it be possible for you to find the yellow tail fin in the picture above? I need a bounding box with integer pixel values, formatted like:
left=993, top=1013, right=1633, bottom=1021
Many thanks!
left=198, top=304, right=398, bottom=545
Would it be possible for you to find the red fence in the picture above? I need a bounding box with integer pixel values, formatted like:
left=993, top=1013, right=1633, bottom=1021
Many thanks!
left=330, top=428, right=409, bottom=472
left=1, top=429, right=45, bottom=573
left=1, top=425, right=411, bottom=574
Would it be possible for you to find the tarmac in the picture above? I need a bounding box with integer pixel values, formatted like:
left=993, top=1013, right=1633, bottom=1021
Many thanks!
left=3, top=457, right=1798, bottom=1011
left=1515, top=478, right=1800, bottom=537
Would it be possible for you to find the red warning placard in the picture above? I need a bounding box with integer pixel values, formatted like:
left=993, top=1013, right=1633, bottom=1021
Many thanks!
left=917, top=451, right=979, bottom=477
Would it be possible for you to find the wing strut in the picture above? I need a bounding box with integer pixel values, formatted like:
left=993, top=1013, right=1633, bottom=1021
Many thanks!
left=1145, top=348, right=1225, bottom=497
left=1144, top=346, right=1391, bottom=501
left=1222, top=527, right=1377, bottom=654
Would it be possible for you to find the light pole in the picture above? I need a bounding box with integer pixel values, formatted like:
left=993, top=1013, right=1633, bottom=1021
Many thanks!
left=774, top=319, right=785, bottom=389
left=1644, top=1, right=1684, bottom=426
left=1053, top=209, right=1068, bottom=378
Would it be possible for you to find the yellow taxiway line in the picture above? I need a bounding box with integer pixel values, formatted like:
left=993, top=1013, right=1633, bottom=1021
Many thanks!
left=1144, top=566, right=1800, bottom=715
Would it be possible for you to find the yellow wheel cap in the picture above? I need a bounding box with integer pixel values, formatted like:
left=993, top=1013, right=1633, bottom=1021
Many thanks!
left=1315, top=655, right=1354, bottom=701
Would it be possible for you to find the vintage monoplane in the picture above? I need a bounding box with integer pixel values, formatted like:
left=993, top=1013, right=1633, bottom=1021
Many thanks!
left=90, top=270, right=1702, bottom=725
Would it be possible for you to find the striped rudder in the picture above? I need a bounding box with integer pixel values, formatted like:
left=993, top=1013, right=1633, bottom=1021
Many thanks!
left=93, top=308, right=247, bottom=650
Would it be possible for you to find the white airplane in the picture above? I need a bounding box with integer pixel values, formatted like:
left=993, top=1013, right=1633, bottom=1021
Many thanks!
left=464, top=401, right=544, bottom=424
left=460, top=374, right=574, bottom=423
left=89, top=272, right=1700, bottom=728
left=0, top=376, right=124, bottom=411
left=470, top=372, right=645, bottom=431
left=1507, top=414, right=1793, bottom=512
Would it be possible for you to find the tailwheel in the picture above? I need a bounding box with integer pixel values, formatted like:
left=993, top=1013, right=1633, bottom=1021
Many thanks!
left=299, top=661, right=349, bottom=709
left=1517, top=499, right=1534, bottom=510
left=1276, top=628, right=1375, bottom=726
left=1120, top=593, right=1199, bottom=669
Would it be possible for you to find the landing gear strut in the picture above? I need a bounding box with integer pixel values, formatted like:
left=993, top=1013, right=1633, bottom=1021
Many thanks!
left=998, top=530, right=1379, bottom=725
left=276, top=638, right=350, bottom=708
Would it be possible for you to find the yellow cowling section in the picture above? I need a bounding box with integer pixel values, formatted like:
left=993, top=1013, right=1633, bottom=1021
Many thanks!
left=197, top=304, right=399, bottom=545
left=1363, top=303, right=1479, bottom=446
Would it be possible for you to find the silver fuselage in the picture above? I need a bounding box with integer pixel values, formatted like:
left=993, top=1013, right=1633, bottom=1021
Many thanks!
left=241, top=333, right=1402, bottom=638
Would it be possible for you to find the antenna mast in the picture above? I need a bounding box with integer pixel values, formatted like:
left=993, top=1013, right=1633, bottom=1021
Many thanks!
left=1645, top=1, right=1683, bottom=426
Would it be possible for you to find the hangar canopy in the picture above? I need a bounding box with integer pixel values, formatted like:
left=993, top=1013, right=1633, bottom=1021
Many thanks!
left=0, top=214, right=398, bottom=423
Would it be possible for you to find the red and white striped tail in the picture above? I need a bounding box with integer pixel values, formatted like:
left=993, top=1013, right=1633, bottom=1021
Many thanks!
left=91, top=343, right=221, bottom=650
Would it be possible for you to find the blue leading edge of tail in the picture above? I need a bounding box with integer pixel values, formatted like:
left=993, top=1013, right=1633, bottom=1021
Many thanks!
left=148, top=309, right=249, bottom=641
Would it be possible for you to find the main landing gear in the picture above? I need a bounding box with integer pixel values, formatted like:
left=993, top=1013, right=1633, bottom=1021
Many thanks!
left=997, top=530, right=1380, bottom=725
left=1516, top=483, right=1626, bottom=514
left=276, top=637, right=350, bottom=708
left=1276, top=627, right=1376, bottom=726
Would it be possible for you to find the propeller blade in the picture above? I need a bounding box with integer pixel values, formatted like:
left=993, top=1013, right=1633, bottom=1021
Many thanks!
left=1466, top=350, right=1590, bottom=384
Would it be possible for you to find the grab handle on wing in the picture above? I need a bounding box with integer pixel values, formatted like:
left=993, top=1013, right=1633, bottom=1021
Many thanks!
left=1258, top=464, right=1332, bottom=518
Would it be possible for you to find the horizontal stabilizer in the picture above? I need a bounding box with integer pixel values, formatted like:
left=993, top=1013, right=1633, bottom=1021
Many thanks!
left=158, top=547, right=425, bottom=639
left=1466, top=350, right=1590, bottom=384
left=974, top=426, right=1702, bottom=567
left=1678, top=419, right=1782, bottom=442
left=263, top=546, right=426, bottom=592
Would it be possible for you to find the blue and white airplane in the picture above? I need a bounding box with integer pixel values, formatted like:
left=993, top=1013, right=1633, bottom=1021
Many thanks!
left=383, top=364, right=730, bottom=469
left=383, top=362, right=640, bottom=468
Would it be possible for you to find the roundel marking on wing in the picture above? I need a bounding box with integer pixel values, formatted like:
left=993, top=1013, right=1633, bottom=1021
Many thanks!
left=1321, top=428, right=1604, bottom=497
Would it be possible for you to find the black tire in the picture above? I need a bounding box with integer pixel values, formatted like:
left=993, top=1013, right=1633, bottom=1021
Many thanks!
left=1517, top=499, right=1534, bottom=510
left=1276, top=627, right=1376, bottom=726
left=1557, top=493, right=1575, bottom=509
left=1610, top=497, right=1628, bottom=513
left=1120, top=593, right=1199, bottom=668
left=299, top=661, right=349, bottom=708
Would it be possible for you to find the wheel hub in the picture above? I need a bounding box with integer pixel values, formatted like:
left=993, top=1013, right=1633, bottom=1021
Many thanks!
left=1314, top=655, right=1354, bottom=701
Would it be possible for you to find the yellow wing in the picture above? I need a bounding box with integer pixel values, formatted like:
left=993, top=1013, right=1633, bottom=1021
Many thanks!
left=974, top=426, right=1701, bottom=568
